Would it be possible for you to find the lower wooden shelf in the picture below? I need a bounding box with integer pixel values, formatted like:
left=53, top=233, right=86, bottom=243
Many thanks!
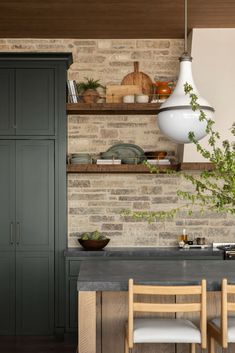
left=67, top=164, right=179, bottom=173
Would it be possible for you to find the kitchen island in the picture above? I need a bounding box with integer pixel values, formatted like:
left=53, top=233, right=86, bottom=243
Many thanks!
left=77, top=259, right=235, bottom=353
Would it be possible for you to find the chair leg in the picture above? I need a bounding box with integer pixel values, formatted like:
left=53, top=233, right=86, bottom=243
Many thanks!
left=208, top=337, right=215, bottom=353
left=191, top=343, right=196, bottom=353
left=124, top=338, right=128, bottom=353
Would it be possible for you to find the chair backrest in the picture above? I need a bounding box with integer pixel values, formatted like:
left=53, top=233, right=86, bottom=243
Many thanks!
left=221, top=279, right=235, bottom=347
left=128, top=279, right=207, bottom=348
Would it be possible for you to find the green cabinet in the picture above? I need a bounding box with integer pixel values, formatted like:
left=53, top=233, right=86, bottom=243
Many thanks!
left=16, top=140, right=54, bottom=251
left=0, top=68, right=55, bottom=136
left=16, top=252, right=54, bottom=334
left=0, top=53, right=72, bottom=336
left=0, top=140, right=54, bottom=251
left=0, top=252, right=15, bottom=334
left=0, top=140, right=55, bottom=334
left=0, top=141, right=15, bottom=251
left=0, top=70, right=15, bottom=135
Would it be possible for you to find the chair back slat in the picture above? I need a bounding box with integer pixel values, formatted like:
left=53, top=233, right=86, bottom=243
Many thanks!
left=133, top=284, right=202, bottom=295
left=227, top=284, right=235, bottom=294
left=133, top=302, right=201, bottom=313
left=128, top=278, right=207, bottom=349
left=221, top=280, right=235, bottom=347
left=227, top=303, right=235, bottom=312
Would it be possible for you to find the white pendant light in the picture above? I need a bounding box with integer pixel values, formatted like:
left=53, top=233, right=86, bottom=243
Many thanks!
left=157, top=0, right=215, bottom=144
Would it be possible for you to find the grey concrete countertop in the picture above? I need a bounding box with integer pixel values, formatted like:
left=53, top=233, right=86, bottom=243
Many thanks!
left=65, top=246, right=223, bottom=259
left=77, top=259, right=234, bottom=292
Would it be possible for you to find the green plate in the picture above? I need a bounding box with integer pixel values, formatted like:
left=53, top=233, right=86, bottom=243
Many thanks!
left=107, top=143, right=145, bottom=156
left=106, top=144, right=146, bottom=164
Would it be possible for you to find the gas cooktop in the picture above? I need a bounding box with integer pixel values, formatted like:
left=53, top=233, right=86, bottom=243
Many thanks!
left=213, top=243, right=235, bottom=251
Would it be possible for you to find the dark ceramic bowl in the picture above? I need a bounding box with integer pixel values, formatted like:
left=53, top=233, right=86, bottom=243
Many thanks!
left=78, top=238, right=110, bottom=250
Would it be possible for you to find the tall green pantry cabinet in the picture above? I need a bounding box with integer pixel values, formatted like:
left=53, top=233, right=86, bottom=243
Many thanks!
left=0, top=53, right=72, bottom=335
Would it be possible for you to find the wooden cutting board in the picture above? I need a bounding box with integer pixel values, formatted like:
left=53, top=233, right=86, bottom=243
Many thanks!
left=121, top=61, right=153, bottom=96
left=106, top=84, right=142, bottom=103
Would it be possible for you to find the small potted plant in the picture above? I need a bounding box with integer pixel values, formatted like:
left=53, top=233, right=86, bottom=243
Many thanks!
left=77, top=78, right=104, bottom=103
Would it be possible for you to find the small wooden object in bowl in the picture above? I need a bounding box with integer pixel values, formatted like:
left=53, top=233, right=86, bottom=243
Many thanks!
left=78, top=230, right=110, bottom=250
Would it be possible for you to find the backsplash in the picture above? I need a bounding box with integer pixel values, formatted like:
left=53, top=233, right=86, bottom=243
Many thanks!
left=2, top=38, right=234, bottom=246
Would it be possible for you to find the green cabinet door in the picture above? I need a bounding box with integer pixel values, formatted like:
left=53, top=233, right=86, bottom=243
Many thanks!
left=15, top=68, right=55, bottom=135
left=16, top=140, right=54, bottom=251
left=0, top=69, right=15, bottom=135
left=16, top=252, right=54, bottom=335
left=0, top=252, right=15, bottom=334
left=0, top=141, right=15, bottom=251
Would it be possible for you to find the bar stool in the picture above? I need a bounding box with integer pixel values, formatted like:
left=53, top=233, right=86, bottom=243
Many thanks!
left=208, top=279, right=235, bottom=353
left=125, top=278, right=207, bottom=353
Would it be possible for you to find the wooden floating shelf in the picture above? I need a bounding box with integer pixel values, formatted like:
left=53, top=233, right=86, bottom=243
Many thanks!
left=67, top=163, right=214, bottom=173
left=67, top=164, right=179, bottom=173
left=66, top=102, right=161, bottom=115
left=179, top=162, right=213, bottom=171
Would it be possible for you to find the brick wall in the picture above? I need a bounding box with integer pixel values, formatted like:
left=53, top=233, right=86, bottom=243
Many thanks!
left=2, top=38, right=234, bottom=246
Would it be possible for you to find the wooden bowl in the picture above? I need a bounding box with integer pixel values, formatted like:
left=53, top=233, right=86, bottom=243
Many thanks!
left=145, top=151, right=167, bottom=159
left=78, top=238, right=110, bottom=250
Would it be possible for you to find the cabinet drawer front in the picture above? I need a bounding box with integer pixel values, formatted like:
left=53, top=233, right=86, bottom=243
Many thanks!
left=69, top=260, right=81, bottom=276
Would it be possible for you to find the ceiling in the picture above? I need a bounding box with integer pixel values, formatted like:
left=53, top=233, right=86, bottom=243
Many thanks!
left=0, top=0, right=235, bottom=39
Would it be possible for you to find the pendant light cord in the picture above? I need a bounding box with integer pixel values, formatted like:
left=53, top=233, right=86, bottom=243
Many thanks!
left=184, top=0, right=188, bottom=53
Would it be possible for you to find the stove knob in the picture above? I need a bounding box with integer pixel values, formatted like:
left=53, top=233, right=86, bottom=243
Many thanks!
left=228, top=254, right=232, bottom=259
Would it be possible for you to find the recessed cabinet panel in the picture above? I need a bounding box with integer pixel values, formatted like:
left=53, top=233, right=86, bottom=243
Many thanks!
left=0, top=141, right=15, bottom=250
left=0, top=252, right=15, bottom=334
left=15, top=69, right=55, bottom=135
left=16, top=140, right=54, bottom=251
left=69, top=279, right=78, bottom=330
left=16, top=252, right=54, bottom=335
left=0, top=69, right=15, bottom=135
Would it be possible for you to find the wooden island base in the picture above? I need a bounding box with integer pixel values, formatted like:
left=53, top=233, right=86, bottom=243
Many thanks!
left=79, top=291, right=235, bottom=353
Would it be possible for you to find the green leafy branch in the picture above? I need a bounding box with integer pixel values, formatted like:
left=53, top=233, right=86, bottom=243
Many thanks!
left=121, top=83, right=235, bottom=222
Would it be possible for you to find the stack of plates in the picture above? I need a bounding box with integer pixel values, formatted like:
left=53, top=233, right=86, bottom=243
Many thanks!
left=101, top=143, right=146, bottom=164
left=70, top=153, right=92, bottom=164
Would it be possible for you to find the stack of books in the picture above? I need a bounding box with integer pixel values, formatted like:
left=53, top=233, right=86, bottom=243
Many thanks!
left=67, top=80, right=80, bottom=103
left=147, top=159, right=171, bottom=165
left=96, top=159, right=121, bottom=165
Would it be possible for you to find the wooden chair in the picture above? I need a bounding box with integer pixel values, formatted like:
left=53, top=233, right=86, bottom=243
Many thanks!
left=208, top=279, right=235, bottom=353
left=125, top=278, right=207, bottom=353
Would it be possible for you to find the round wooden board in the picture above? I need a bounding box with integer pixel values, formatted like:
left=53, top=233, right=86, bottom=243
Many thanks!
left=121, top=61, right=153, bottom=96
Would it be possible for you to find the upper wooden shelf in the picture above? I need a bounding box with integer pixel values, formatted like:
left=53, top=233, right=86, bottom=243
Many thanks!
left=66, top=103, right=161, bottom=115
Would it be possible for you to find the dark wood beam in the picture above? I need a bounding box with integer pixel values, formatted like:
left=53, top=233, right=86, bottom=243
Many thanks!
left=0, top=0, right=234, bottom=39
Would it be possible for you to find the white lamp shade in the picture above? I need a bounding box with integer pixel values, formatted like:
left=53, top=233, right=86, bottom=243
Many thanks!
left=157, top=58, right=215, bottom=144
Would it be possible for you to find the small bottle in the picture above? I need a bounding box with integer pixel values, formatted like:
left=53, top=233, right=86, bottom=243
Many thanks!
left=180, top=228, right=188, bottom=243
left=183, top=229, right=188, bottom=243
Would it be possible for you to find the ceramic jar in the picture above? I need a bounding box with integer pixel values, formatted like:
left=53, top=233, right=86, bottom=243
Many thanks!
left=155, top=81, right=171, bottom=99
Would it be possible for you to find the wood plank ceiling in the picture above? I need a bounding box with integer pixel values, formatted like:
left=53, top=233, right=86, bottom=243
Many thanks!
left=0, top=0, right=234, bottom=39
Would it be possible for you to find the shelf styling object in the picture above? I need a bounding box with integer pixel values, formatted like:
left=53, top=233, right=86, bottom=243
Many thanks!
left=157, top=0, right=215, bottom=144
left=121, top=61, right=153, bottom=97
left=144, top=150, right=168, bottom=159
left=155, top=81, right=172, bottom=99
left=70, top=153, right=92, bottom=164
left=106, top=85, right=141, bottom=103
left=78, top=231, right=110, bottom=250
left=77, top=78, right=104, bottom=103
left=106, top=143, right=146, bottom=164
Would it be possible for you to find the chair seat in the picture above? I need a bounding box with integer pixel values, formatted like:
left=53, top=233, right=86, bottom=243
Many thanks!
left=211, top=317, right=235, bottom=342
left=133, top=318, right=201, bottom=343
